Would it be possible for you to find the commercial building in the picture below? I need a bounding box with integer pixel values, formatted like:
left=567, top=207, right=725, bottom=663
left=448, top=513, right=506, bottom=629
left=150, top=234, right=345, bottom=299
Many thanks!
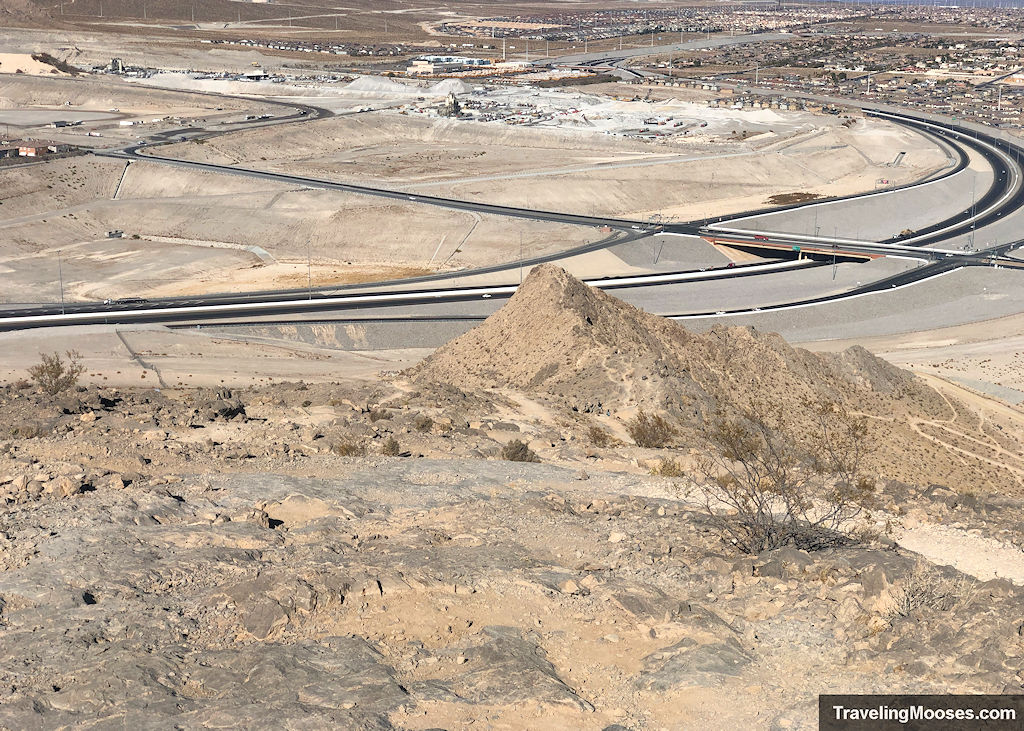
left=17, top=141, right=73, bottom=157
left=407, top=55, right=491, bottom=75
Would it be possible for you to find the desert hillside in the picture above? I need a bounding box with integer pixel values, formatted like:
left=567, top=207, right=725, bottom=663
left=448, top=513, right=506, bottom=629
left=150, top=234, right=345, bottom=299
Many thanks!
left=1, top=267, right=1023, bottom=729
left=411, top=264, right=1024, bottom=493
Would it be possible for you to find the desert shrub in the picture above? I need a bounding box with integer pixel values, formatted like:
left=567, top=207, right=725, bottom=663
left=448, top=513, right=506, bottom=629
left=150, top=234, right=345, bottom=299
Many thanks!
left=650, top=457, right=685, bottom=477
left=500, top=439, right=540, bottom=463
left=381, top=436, right=401, bottom=456
left=883, top=563, right=977, bottom=620
left=10, top=422, right=48, bottom=438
left=696, top=399, right=877, bottom=554
left=626, top=410, right=676, bottom=448
left=588, top=425, right=615, bottom=447
left=28, top=351, right=84, bottom=396
left=368, top=408, right=392, bottom=422
left=413, top=414, right=434, bottom=432
left=332, top=440, right=366, bottom=457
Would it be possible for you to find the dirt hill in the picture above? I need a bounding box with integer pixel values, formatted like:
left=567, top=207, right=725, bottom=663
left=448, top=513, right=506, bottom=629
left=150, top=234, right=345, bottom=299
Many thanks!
left=409, top=264, right=1024, bottom=493
left=411, top=264, right=930, bottom=415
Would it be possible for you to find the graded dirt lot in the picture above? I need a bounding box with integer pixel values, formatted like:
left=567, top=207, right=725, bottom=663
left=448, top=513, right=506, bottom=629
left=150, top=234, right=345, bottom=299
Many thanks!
left=156, top=99, right=947, bottom=220
left=0, top=67, right=946, bottom=301
left=0, top=155, right=596, bottom=302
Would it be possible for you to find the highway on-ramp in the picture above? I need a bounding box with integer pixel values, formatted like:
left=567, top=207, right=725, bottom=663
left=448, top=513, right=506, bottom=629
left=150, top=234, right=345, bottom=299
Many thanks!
left=3, top=100, right=1023, bottom=331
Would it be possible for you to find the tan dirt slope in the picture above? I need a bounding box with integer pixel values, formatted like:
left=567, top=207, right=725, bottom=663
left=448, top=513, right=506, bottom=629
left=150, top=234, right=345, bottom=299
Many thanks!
left=409, top=264, right=1024, bottom=494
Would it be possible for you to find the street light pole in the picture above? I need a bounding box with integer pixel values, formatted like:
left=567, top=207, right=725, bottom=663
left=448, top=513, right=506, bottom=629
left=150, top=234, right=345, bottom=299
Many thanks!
left=57, top=249, right=65, bottom=315
left=519, top=231, right=524, bottom=285
left=306, top=243, right=312, bottom=300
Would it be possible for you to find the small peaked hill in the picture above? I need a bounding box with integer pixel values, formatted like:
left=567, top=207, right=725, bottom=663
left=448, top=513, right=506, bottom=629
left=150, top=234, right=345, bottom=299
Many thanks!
left=407, top=265, right=1024, bottom=492
left=409, top=264, right=936, bottom=420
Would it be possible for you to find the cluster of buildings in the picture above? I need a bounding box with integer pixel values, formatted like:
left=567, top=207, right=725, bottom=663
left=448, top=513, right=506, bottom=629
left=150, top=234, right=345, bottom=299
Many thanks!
left=0, top=139, right=75, bottom=160
left=406, top=55, right=533, bottom=77
left=619, top=7, right=1024, bottom=129
left=437, top=4, right=876, bottom=42
left=201, top=37, right=430, bottom=58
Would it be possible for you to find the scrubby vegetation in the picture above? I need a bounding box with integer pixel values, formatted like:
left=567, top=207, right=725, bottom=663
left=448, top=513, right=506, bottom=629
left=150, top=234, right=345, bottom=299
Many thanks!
left=626, top=410, right=676, bottom=448
left=332, top=440, right=367, bottom=457
left=696, top=399, right=877, bottom=554
left=650, top=457, right=686, bottom=477
left=883, top=563, right=977, bottom=620
left=28, top=351, right=84, bottom=396
left=500, top=439, right=540, bottom=463
left=587, top=425, right=616, bottom=447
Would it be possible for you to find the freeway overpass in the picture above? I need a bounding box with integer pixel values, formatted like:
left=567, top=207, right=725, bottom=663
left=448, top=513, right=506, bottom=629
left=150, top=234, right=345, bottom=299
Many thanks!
left=1, top=106, right=1021, bottom=331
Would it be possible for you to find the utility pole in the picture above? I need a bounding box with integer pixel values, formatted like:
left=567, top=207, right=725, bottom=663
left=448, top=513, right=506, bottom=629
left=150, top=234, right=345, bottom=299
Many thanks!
left=519, top=232, right=524, bottom=285
left=502, top=37, right=506, bottom=61
left=57, top=250, right=65, bottom=315
left=969, top=177, right=977, bottom=248
left=306, top=243, right=312, bottom=300
left=526, top=38, right=529, bottom=63
left=832, top=226, right=838, bottom=280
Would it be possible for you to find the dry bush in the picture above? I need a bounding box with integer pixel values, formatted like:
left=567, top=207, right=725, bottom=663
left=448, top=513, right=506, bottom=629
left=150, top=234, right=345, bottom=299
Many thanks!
left=28, top=351, right=84, bottom=396
left=626, top=410, right=676, bottom=448
left=381, top=436, right=401, bottom=456
left=883, top=563, right=977, bottom=620
left=332, top=440, right=367, bottom=457
left=368, top=408, right=392, bottom=422
left=500, top=439, right=540, bottom=463
left=587, top=425, right=616, bottom=447
left=10, top=422, right=49, bottom=439
left=413, top=414, right=434, bottom=432
left=650, top=457, right=686, bottom=477
left=696, top=398, right=877, bottom=554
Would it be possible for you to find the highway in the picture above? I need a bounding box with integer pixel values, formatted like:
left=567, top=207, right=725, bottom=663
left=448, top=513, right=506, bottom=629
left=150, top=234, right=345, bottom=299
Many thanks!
left=2, top=95, right=1023, bottom=330
left=0, top=260, right=815, bottom=331
left=98, top=146, right=651, bottom=232
left=706, top=109, right=1024, bottom=254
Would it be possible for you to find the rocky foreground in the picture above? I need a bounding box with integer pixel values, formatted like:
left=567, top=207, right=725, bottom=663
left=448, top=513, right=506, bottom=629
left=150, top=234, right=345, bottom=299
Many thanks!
left=1, top=265, right=1023, bottom=729
left=0, top=456, right=1020, bottom=730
